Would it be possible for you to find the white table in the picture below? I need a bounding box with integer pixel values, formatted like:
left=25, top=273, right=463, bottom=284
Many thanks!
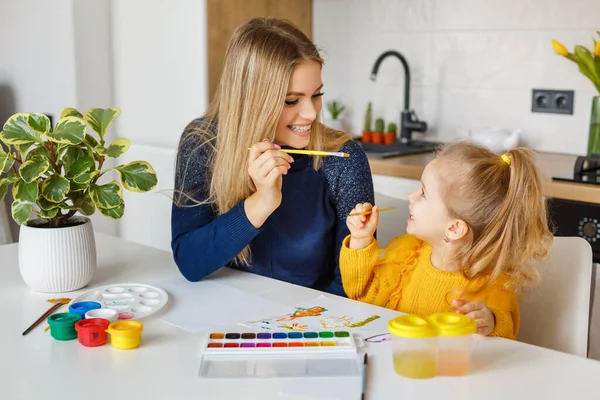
left=2, top=233, right=600, bottom=400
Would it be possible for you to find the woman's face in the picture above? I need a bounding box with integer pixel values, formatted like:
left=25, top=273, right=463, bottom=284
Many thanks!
left=274, top=59, right=323, bottom=148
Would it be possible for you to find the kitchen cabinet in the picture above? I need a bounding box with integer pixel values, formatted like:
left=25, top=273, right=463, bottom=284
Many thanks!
left=206, top=0, right=312, bottom=101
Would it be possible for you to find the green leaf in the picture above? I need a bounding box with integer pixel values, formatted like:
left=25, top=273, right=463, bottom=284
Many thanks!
left=11, top=201, right=32, bottom=225
left=27, top=113, right=51, bottom=135
left=38, top=196, right=61, bottom=211
left=6, top=173, right=19, bottom=183
left=12, top=179, right=38, bottom=203
left=84, top=134, right=99, bottom=148
left=19, top=159, right=51, bottom=183
left=73, top=170, right=99, bottom=184
left=114, top=161, right=158, bottom=192
left=90, top=181, right=123, bottom=209
left=95, top=138, right=131, bottom=158
left=41, top=174, right=70, bottom=202
left=17, top=143, right=33, bottom=155
left=0, top=147, right=11, bottom=172
left=77, top=193, right=95, bottom=216
left=60, top=108, right=83, bottom=120
left=61, top=147, right=84, bottom=171
left=0, top=113, right=42, bottom=145
left=98, top=202, right=124, bottom=219
left=66, top=155, right=94, bottom=178
left=25, top=146, right=52, bottom=162
left=0, top=179, right=10, bottom=202
left=84, top=108, right=121, bottom=140
left=69, top=182, right=87, bottom=192
left=39, top=207, right=60, bottom=219
left=46, top=116, right=85, bottom=145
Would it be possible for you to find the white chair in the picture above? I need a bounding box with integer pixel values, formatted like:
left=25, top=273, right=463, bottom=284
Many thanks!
left=518, top=236, right=594, bottom=357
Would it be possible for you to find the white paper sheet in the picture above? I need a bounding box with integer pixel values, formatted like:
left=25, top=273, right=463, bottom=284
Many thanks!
left=156, top=278, right=286, bottom=333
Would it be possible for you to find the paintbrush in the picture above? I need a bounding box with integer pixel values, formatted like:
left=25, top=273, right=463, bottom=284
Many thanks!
left=347, top=207, right=395, bottom=217
left=247, top=148, right=349, bottom=158
left=22, top=302, right=64, bottom=336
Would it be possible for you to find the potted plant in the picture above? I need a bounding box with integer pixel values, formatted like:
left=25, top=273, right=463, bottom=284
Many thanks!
left=326, top=100, right=346, bottom=131
left=552, top=33, right=600, bottom=156
left=384, top=122, right=397, bottom=145
left=0, top=107, right=158, bottom=293
left=372, top=118, right=384, bottom=144
left=362, top=102, right=373, bottom=143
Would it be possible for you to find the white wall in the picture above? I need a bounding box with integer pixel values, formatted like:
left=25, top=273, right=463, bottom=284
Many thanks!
left=0, top=0, right=78, bottom=121
left=110, top=0, right=208, bottom=250
left=314, top=0, right=600, bottom=155
left=72, top=0, right=119, bottom=237
left=0, top=0, right=79, bottom=241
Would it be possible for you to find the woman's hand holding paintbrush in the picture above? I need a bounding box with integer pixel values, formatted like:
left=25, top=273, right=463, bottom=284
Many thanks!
left=245, top=139, right=293, bottom=228
left=346, top=203, right=388, bottom=250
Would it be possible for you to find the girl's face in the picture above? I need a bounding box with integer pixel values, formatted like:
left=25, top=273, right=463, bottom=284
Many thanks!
left=274, top=59, right=324, bottom=148
left=406, top=158, right=456, bottom=245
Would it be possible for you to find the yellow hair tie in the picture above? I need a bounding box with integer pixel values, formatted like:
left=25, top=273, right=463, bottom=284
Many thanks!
left=500, top=153, right=511, bottom=166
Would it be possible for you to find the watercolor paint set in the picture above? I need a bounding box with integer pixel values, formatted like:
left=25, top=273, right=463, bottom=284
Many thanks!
left=199, top=330, right=364, bottom=385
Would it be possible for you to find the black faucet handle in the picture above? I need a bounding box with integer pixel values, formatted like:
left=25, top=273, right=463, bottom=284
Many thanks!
left=407, top=110, right=427, bottom=133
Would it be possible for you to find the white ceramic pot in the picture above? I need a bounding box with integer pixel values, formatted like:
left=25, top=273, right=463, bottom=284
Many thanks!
left=18, top=217, right=96, bottom=293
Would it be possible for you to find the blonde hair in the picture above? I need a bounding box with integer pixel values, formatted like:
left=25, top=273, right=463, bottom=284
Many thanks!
left=437, top=141, right=553, bottom=292
left=175, top=18, right=350, bottom=264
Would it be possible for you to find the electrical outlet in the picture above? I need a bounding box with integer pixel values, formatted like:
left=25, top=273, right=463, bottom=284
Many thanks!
left=531, top=89, right=574, bottom=115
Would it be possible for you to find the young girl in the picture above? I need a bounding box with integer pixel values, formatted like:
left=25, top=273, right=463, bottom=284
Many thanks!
left=340, top=141, right=553, bottom=339
left=171, top=18, right=374, bottom=296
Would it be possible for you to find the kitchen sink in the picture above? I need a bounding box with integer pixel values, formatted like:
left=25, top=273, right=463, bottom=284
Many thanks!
left=357, top=139, right=442, bottom=158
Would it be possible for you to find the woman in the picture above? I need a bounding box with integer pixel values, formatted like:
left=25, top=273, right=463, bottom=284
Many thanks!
left=171, top=18, right=373, bottom=296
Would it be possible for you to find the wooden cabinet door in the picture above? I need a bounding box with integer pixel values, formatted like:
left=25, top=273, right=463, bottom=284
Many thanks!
left=206, top=0, right=312, bottom=101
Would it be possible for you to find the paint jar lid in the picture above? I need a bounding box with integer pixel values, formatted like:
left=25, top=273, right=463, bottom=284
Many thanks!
left=69, top=301, right=101, bottom=315
left=85, top=308, right=118, bottom=321
left=428, top=312, right=476, bottom=337
left=106, top=321, right=143, bottom=336
left=48, top=312, right=82, bottom=327
left=75, top=318, right=110, bottom=334
left=387, top=315, right=436, bottom=338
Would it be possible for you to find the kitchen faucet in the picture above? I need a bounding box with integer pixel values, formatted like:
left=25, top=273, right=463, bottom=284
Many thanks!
left=370, top=50, right=428, bottom=144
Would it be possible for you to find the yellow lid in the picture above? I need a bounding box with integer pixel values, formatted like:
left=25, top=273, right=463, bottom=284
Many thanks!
left=387, top=315, right=436, bottom=338
left=427, top=312, right=476, bottom=336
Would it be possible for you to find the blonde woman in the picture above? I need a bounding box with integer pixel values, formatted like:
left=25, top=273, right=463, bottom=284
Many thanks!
left=341, top=142, right=553, bottom=338
left=171, top=18, right=374, bottom=296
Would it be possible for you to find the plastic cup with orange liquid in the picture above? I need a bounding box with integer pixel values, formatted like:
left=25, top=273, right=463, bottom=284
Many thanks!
left=428, top=312, right=476, bottom=376
left=387, top=315, right=438, bottom=379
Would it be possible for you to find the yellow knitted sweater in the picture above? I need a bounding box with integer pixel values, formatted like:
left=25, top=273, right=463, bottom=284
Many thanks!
left=340, top=234, right=519, bottom=339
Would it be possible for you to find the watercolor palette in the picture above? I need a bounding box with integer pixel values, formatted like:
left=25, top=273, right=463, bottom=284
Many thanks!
left=68, top=283, right=168, bottom=320
left=199, top=330, right=363, bottom=380
left=205, top=330, right=355, bottom=350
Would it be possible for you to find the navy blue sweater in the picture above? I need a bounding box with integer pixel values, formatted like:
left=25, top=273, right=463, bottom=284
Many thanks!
left=171, top=119, right=374, bottom=296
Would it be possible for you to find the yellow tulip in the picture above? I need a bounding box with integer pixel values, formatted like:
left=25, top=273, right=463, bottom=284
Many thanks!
left=551, top=39, right=569, bottom=56
left=595, top=41, right=600, bottom=56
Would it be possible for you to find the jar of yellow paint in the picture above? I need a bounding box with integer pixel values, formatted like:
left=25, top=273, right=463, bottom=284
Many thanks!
left=428, top=312, right=476, bottom=376
left=387, top=315, right=437, bottom=379
left=106, top=321, right=143, bottom=350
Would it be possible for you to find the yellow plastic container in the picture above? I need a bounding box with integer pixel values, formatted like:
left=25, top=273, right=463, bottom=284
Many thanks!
left=428, top=312, right=476, bottom=376
left=387, top=315, right=438, bottom=379
left=106, top=321, right=143, bottom=350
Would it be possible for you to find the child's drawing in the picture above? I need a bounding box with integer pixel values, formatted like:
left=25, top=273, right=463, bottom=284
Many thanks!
left=320, top=315, right=352, bottom=329
left=347, top=315, right=380, bottom=328
left=320, top=314, right=380, bottom=329
left=278, top=323, right=308, bottom=332
left=276, top=306, right=327, bottom=322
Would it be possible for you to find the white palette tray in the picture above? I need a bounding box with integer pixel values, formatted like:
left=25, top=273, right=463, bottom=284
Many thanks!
left=68, top=283, right=168, bottom=320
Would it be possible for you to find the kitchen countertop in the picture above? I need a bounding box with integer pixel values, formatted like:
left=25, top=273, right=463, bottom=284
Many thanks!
left=368, top=151, right=600, bottom=204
